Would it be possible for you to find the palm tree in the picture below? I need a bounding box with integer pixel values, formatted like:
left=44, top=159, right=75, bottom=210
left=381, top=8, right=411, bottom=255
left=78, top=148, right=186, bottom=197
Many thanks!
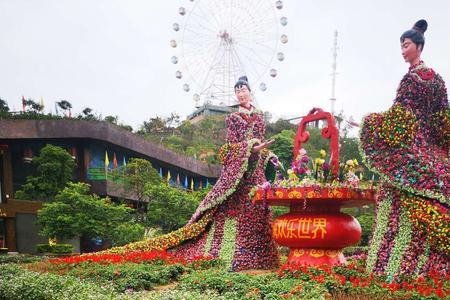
left=56, top=100, right=72, bottom=116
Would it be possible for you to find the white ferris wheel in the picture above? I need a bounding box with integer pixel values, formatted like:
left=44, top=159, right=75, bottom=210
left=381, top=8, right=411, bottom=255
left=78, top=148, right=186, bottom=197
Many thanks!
left=170, top=0, right=288, bottom=107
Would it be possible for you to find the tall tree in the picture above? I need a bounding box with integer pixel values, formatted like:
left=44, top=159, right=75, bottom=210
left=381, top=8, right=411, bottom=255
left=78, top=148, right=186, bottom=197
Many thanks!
left=145, top=184, right=207, bottom=233
left=112, top=158, right=162, bottom=218
left=138, top=116, right=167, bottom=135
left=15, top=144, right=76, bottom=200
left=166, top=112, right=180, bottom=134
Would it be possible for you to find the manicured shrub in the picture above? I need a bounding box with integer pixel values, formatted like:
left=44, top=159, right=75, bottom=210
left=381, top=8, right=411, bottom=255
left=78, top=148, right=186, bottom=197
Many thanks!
left=36, top=243, right=73, bottom=254
left=50, top=244, right=74, bottom=254
left=36, top=244, right=52, bottom=253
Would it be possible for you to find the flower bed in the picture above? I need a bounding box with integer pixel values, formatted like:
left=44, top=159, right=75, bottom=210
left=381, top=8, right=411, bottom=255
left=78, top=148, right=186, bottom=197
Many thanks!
left=1, top=252, right=449, bottom=299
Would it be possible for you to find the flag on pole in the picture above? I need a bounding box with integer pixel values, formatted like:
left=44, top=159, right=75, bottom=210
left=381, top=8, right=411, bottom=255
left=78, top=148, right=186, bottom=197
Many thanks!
left=40, top=97, right=44, bottom=110
left=68, top=109, right=72, bottom=118
left=22, top=96, right=26, bottom=112
left=167, top=170, right=171, bottom=183
left=184, top=176, right=188, bottom=188
left=190, top=178, right=194, bottom=190
left=104, top=151, right=110, bottom=178
left=206, top=179, right=209, bottom=187
left=113, top=152, right=118, bottom=169
left=123, top=156, right=126, bottom=166
left=176, top=174, right=180, bottom=186
left=55, top=102, right=59, bottom=115
left=159, top=168, right=163, bottom=177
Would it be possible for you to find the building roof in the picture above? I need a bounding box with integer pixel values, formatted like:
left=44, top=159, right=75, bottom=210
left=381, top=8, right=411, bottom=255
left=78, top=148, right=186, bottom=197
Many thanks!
left=187, top=103, right=239, bottom=121
left=0, top=119, right=221, bottom=178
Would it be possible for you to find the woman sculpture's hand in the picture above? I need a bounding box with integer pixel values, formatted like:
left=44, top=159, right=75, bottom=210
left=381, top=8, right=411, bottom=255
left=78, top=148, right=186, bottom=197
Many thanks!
left=252, top=139, right=275, bottom=152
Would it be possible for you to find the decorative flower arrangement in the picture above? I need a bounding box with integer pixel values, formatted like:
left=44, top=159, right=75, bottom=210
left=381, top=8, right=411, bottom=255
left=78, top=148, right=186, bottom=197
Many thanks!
left=255, top=148, right=371, bottom=192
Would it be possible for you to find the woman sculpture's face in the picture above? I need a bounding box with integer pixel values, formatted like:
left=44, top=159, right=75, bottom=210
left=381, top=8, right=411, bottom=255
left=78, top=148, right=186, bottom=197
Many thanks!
left=235, top=85, right=252, bottom=108
left=401, top=38, right=421, bottom=65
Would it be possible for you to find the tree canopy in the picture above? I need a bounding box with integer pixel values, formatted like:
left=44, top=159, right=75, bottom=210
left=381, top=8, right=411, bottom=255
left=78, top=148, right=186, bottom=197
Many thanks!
left=37, top=182, right=143, bottom=244
left=15, top=144, right=76, bottom=200
left=145, top=184, right=209, bottom=233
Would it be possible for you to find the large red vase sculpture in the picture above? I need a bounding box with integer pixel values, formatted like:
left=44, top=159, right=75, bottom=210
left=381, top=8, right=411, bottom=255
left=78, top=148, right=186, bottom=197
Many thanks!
left=253, top=108, right=376, bottom=266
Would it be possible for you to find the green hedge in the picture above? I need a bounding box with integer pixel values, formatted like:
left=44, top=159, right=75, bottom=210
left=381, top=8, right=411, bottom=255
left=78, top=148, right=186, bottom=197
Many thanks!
left=0, top=264, right=142, bottom=300
left=36, top=244, right=73, bottom=254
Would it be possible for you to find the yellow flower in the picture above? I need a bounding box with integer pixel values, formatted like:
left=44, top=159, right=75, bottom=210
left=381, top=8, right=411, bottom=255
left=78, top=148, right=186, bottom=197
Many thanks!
left=320, top=149, right=327, bottom=158
left=315, top=158, right=325, bottom=166
left=346, top=159, right=354, bottom=167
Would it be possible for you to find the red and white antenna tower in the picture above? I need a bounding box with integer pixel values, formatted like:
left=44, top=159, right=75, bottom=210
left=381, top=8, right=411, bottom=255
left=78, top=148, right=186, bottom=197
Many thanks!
left=330, top=30, right=339, bottom=115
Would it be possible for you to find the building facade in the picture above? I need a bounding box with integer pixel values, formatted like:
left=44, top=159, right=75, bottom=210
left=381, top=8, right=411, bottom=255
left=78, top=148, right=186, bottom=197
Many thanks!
left=0, top=119, right=221, bottom=253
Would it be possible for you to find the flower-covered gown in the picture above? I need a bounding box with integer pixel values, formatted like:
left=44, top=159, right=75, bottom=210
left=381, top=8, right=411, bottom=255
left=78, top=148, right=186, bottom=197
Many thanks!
left=360, top=61, right=449, bottom=276
left=173, top=108, right=280, bottom=271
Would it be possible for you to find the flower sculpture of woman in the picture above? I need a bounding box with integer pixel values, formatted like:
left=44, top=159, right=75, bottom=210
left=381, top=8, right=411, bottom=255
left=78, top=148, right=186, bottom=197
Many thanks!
left=103, top=76, right=279, bottom=271
left=360, top=20, right=449, bottom=276
left=173, top=76, right=279, bottom=270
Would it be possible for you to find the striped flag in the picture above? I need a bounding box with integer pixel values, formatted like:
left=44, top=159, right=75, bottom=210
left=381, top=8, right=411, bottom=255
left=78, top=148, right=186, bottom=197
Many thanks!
left=190, top=178, right=194, bottom=190
left=167, top=170, right=171, bottom=183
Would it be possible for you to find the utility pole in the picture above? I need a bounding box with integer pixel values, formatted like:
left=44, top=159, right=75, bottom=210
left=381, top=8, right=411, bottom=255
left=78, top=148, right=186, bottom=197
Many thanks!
left=330, top=30, right=339, bottom=115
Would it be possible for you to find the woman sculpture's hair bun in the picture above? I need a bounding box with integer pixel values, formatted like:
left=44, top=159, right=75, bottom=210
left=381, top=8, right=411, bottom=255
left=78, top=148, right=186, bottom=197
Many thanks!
left=413, top=19, right=428, bottom=34
left=238, top=76, right=248, bottom=83
left=234, top=75, right=251, bottom=91
left=400, top=19, right=427, bottom=50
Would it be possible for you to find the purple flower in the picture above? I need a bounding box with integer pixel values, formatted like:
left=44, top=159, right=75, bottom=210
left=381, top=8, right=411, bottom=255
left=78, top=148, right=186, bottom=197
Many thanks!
left=322, top=162, right=330, bottom=171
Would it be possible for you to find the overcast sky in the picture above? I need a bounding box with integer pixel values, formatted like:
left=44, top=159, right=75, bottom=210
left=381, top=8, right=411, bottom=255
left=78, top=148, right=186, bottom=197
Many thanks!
left=1, top=0, right=449, bottom=131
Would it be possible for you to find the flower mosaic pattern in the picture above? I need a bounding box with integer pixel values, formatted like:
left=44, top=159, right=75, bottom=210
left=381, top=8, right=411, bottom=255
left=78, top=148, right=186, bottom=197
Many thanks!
left=360, top=61, right=449, bottom=276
